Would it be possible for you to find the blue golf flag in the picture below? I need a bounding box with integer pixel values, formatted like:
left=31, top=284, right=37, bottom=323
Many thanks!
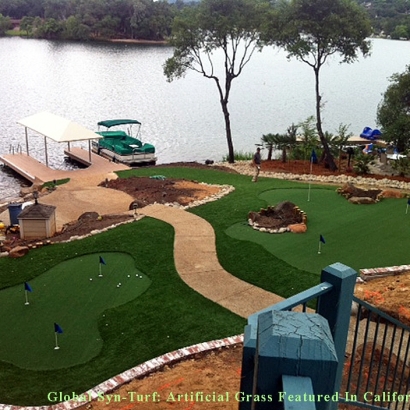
left=99, top=256, right=106, bottom=265
left=320, top=235, right=326, bottom=244
left=311, top=149, right=318, bottom=164
left=54, top=323, right=63, bottom=334
left=24, top=282, right=33, bottom=292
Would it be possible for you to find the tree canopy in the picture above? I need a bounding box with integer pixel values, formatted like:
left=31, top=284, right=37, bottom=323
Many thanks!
left=377, top=65, right=410, bottom=152
left=164, top=0, right=270, bottom=163
left=265, top=0, right=371, bottom=170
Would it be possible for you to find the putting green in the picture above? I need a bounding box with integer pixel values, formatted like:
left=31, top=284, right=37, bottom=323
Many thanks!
left=227, top=187, right=410, bottom=274
left=0, top=252, right=150, bottom=370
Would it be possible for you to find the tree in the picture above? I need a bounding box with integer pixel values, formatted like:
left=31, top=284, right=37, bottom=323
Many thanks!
left=0, top=13, right=11, bottom=36
left=261, top=133, right=278, bottom=161
left=63, top=15, right=91, bottom=40
left=377, top=65, right=410, bottom=152
left=267, top=0, right=371, bottom=170
left=20, top=16, right=34, bottom=36
left=163, top=0, right=269, bottom=163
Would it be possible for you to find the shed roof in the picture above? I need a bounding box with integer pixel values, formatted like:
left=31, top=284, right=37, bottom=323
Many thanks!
left=18, top=203, right=56, bottom=220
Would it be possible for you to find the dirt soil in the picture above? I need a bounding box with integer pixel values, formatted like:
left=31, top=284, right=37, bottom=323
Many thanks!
left=354, top=273, right=410, bottom=327
left=4, top=160, right=410, bottom=409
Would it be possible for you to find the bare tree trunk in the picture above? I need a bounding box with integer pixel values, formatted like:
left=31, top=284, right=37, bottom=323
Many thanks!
left=213, top=74, right=235, bottom=163
left=314, top=67, right=337, bottom=171
left=222, top=100, right=235, bottom=163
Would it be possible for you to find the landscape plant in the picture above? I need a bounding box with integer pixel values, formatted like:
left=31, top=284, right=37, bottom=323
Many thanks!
left=353, top=153, right=376, bottom=174
left=264, top=0, right=372, bottom=170
left=377, top=65, right=410, bottom=152
left=391, top=157, right=410, bottom=177
left=163, top=0, right=270, bottom=163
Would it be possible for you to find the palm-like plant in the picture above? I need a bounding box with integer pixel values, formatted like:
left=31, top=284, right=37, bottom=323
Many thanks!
left=261, top=133, right=280, bottom=161
left=298, top=116, right=319, bottom=161
left=325, top=124, right=353, bottom=168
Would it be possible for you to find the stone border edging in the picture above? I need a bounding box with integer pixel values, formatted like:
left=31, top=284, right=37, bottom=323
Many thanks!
left=216, top=161, right=410, bottom=191
left=360, top=264, right=410, bottom=281
left=0, top=334, right=244, bottom=410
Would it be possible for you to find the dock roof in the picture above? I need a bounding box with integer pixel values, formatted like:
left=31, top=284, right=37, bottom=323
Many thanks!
left=18, top=111, right=100, bottom=143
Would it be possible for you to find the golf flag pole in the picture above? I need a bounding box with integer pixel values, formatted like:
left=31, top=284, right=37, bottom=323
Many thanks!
left=406, top=198, right=410, bottom=214
left=98, top=256, right=106, bottom=277
left=24, top=282, right=33, bottom=305
left=318, top=234, right=326, bottom=254
left=54, top=323, right=63, bottom=350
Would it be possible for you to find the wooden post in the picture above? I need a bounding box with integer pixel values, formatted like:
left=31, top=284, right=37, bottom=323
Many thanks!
left=317, top=263, right=357, bottom=406
left=251, top=311, right=337, bottom=410
left=239, top=263, right=357, bottom=410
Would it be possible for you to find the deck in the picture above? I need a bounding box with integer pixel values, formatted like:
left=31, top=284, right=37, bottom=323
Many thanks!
left=0, top=147, right=129, bottom=185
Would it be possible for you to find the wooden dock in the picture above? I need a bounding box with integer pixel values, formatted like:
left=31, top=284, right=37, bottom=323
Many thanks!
left=0, top=147, right=129, bottom=185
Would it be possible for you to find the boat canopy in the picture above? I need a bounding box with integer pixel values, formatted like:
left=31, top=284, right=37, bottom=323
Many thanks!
left=18, top=111, right=100, bottom=143
left=98, top=119, right=141, bottom=128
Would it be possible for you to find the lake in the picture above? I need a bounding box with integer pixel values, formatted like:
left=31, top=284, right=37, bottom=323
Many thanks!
left=1, top=36, right=410, bottom=201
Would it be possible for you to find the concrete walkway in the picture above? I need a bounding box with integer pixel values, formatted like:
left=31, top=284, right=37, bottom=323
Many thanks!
left=141, top=204, right=284, bottom=318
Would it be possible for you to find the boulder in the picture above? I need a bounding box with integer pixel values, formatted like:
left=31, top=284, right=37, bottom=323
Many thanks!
left=348, top=196, right=376, bottom=205
left=288, top=223, right=307, bottom=233
left=381, top=190, right=403, bottom=199
left=9, top=246, right=29, bottom=258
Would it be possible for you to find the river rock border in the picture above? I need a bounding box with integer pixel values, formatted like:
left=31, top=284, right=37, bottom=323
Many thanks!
left=215, top=161, right=410, bottom=191
left=0, top=334, right=243, bottom=410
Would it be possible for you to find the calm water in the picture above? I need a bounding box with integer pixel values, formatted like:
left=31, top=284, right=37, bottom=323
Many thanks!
left=1, top=36, right=410, bottom=201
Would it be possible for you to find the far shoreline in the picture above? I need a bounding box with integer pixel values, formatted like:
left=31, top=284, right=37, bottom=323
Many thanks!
left=109, top=38, right=169, bottom=46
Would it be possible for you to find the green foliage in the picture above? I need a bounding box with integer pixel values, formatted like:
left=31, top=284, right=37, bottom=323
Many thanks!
left=41, top=178, right=70, bottom=190
left=0, top=0, right=177, bottom=41
left=296, top=115, right=318, bottom=159
left=391, top=156, right=410, bottom=176
left=264, top=0, right=372, bottom=171
left=164, top=0, right=270, bottom=164
left=353, top=153, right=376, bottom=174
left=377, top=65, right=410, bottom=152
left=222, top=150, right=254, bottom=161
left=0, top=13, right=11, bottom=35
left=261, top=133, right=280, bottom=160
left=325, top=123, right=353, bottom=157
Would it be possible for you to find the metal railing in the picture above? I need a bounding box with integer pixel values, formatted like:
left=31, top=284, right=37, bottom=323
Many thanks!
left=340, top=296, right=410, bottom=410
left=240, top=264, right=410, bottom=410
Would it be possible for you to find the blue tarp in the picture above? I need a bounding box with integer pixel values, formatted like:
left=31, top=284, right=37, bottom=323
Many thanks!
left=360, top=127, right=382, bottom=141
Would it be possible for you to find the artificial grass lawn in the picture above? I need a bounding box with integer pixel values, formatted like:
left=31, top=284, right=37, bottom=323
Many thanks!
left=228, top=186, right=410, bottom=274
left=1, top=166, right=408, bottom=405
left=0, top=218, right=245, bottom=405
left=0, top=252, right=150, bottom=370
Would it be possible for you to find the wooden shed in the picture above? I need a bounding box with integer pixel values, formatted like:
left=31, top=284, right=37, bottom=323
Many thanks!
left=18, top=203, right=57, bottom=240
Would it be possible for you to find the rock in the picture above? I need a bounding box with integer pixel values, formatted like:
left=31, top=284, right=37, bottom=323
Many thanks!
left=348, top=196, right=376, bottom=204
left=351, top=301, right=359, bottom=316
left=288, top=223, right=307, bottom=233
left=381, top=189, right=403, bottom=199
left=9, top=246, right=29, bottom=258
